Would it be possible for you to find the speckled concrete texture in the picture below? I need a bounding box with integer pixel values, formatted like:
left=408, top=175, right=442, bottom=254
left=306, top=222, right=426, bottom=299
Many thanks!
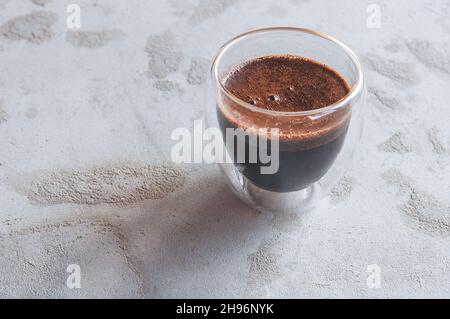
left=0, top=0, right=449, bottom=298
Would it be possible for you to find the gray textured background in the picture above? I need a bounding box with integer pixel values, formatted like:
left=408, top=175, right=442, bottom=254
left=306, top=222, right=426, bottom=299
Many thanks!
left=0, top=0, right=449, bottom=298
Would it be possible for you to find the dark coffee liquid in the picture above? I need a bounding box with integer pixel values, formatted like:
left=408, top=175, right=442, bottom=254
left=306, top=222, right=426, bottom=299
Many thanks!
left=218, top=55, right=351, bottom=192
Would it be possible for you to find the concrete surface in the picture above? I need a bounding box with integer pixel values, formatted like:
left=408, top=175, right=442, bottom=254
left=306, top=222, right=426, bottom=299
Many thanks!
left=0, top=0, right=449, bottom=298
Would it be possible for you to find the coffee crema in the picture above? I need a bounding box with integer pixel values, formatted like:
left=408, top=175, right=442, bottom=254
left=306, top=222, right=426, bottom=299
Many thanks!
left=217, top=55, right=352, bottom=192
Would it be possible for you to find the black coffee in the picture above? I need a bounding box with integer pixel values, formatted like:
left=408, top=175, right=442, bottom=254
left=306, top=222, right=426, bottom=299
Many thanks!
left=218, top=55, right=351, bottom=192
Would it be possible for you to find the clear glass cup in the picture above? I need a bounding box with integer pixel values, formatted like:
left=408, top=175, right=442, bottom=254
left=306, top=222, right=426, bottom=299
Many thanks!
left=206, top=27, right=366, bottom=213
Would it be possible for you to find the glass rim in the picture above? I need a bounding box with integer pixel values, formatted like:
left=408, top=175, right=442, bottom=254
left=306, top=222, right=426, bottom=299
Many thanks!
left=211, top=27, right=364, bottom=117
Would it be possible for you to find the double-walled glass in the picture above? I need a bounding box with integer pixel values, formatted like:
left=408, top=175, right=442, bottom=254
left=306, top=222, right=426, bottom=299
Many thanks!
left=206, top=28, right=365, bottom=213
